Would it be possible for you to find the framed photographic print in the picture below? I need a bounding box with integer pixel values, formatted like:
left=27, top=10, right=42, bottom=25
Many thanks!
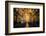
left=5, top=1, right=45, bottom=35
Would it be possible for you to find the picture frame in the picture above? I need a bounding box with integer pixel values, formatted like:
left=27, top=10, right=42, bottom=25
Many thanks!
left=5, top=1, right=45, bottom=35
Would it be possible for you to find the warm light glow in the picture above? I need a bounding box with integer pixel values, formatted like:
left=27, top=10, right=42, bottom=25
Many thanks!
left=23, top=13, right=30, bottom=22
